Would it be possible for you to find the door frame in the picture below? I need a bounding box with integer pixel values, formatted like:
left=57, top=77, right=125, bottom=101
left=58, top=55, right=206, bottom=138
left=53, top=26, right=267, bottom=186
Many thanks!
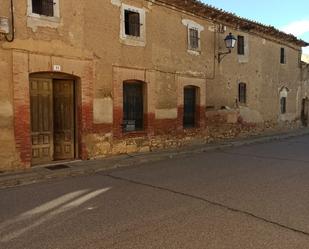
left=29, top=72, right=79, bottom=165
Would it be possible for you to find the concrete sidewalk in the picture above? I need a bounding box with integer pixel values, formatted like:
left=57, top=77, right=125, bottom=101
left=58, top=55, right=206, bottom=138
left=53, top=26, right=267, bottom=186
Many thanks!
left=1, top=127, right=309, bottom=190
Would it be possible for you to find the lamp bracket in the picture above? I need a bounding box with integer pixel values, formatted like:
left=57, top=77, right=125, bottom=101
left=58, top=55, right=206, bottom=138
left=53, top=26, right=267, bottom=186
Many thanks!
left=218, top=49, right=231, bottom=63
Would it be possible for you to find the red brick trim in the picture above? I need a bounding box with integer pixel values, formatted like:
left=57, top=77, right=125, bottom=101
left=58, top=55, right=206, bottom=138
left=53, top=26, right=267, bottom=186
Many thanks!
left=12, top=52, right=94, bottom=166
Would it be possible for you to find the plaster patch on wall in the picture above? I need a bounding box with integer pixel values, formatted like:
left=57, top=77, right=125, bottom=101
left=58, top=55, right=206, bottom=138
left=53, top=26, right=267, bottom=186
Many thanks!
left=111, top=0, right=121, bottom=7
left=239, top=106, right=263, bottom=123
left=93, top=98, right=113, bottom=124
left=0, top=101, right=13, bottom=128
left=208, top=26, right=216, bottom=32
left=27, top=17, right=60, bottom=32
left=182, top=19, right=204, bottom=32
left=0, top=101, right=13, bottom=118
left=187, top=50, right=201, bottom=56
left=155, top=108, right=178, bottom=119
left=279, top=113, right=297, bottom=122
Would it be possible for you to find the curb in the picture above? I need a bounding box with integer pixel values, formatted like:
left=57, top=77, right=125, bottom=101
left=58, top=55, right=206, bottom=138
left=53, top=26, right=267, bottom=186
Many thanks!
left=1, top=128, right=309, bottom=190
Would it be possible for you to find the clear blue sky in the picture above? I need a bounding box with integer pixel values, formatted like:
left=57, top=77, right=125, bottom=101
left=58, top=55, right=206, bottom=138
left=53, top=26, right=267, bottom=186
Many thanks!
left=202, top=0, right=309, bottom=51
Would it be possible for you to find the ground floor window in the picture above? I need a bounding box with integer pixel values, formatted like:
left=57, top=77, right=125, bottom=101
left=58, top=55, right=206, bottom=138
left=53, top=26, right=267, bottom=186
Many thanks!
left=280, top=97, right=287, bottom=114
left=123, top=81, right=144, bottom=132
left=238, top=82, right=247, bottom=104
left=183, top=86, right=197, bottom=128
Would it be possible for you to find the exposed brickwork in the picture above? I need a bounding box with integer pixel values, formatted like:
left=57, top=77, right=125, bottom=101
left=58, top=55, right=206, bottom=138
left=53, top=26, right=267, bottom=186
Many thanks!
left=12, top=51, right=95, bottom=166
left=13, top=52, right=32, bottom=167
left=92, top=124, right=113, bottom=134
left=154, top=119, right=178, bottom=135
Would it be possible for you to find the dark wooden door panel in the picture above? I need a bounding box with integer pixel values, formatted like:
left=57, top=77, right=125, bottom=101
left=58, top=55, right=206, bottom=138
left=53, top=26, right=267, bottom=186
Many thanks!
left=53, top=80, right=75, bottom=160
left=183, top=87, right=196, bottom=128
left=30, top=78, right=53, bottom=164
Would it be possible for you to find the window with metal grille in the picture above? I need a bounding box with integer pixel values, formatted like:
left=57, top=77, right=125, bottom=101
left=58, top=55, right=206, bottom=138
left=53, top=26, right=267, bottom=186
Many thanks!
left=124, top=10, right=140, bottom=37
left=123, top=82, right=144, bottom=132
left=237, top=35, right=245, bottom=55
left=280, top=97, right=287, bottom=114
left=183, top=87, right=197, bottom=128
left=32, top=0, right=54, bottom=16
left=238, top=83, right=247, bottom=104
left=189, top=28, right=199, bottom=50
left=280, top=47, right=286, bottom=64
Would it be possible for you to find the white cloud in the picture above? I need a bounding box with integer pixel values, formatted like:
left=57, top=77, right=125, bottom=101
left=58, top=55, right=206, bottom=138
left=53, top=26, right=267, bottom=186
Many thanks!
left=281, top=19, right=309, bottom=36
left=281, top=20, right=309, bottom=55
left=303, top=46, right=309, bottom=55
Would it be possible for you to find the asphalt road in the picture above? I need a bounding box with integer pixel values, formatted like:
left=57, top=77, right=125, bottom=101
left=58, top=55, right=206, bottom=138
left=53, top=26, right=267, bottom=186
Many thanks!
left=1, top=135, right=309, bottom=249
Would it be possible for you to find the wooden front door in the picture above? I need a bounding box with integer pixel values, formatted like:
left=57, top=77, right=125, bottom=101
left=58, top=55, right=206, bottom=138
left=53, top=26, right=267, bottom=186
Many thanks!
left=53, top=80, right=75, bottom=160
left=30, top=78, right=75, bottom=164
left=30, top=78, right=54, bottom=164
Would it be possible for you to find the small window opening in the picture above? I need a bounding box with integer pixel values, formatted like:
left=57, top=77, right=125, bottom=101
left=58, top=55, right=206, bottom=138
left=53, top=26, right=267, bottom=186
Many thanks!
left=123, top=82, right=144, bottom=132
left=280, top=97, right=287, bottom=114
left=238, top=83, right=247, bottom=104
left=237, top=35, right=245, bottom=55
left=124, top=10, right=141, bottom=37
left=280, top=47, right=286, bottom=64
left=189, top=28, right=199, bottom=50
left=32, top=0, right=54, bottom=16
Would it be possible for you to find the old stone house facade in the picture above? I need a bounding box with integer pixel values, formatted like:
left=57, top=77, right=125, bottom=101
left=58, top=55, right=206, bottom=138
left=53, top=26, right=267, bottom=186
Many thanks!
left=0, top=0, right=308, bottom=170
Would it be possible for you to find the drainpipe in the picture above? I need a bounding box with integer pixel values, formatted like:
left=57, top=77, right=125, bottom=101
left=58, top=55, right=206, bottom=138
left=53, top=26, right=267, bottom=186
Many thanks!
left=5, top=0, right=14, bottom=42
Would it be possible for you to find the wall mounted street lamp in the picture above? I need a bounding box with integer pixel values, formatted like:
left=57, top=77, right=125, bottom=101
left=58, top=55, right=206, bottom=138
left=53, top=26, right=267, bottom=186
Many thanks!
left=218, top=32, right=237, bottom=63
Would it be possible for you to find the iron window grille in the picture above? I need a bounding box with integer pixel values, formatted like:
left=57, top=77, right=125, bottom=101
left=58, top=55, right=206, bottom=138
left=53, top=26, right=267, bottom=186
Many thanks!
left=124, top=10, right=141, bottom=37
left=237, top=35, right=245, bottom=55
left=238, top=83, right=247, bottom=104
left=123, top=83, right=144, bottom=132
left=189, top=28, right=199, bottom=50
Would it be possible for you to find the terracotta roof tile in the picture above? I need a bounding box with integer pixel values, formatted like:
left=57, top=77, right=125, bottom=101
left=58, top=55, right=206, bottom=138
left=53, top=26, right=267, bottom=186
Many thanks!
left=157, top=0, right=309, bottom=47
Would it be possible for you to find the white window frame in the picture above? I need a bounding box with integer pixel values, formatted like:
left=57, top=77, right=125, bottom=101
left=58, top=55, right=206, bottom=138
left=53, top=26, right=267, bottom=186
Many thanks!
left=120, top=4, right=146, bottom=47
left=27, top=0, right=60, bottom=21
left=182, top=19, right=204, bottom=55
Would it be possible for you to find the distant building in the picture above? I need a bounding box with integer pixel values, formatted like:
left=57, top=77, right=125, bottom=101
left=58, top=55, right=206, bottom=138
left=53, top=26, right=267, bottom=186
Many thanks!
left=0, top=0, right=308, bottom=170
left=302, top=54, right=309, bottom=63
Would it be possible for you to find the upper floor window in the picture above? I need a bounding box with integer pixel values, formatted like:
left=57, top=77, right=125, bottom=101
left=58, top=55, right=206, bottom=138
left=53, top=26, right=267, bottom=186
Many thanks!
left=32, top=0, right=54, bottom=16
left=189, top=28, right=199, bottom=50
left=125, top=10, right=140, bottom=37
left=237, top=35, right=245, bottom=55
left=280, top=47, right=286, bottom=64
left=28, top=0, right=60, bottom=19
left=182, top=19, right=204, bottom=55
left=120, top=4, right=145, bottom=46
left=238, top=83, right=247, bottom=104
